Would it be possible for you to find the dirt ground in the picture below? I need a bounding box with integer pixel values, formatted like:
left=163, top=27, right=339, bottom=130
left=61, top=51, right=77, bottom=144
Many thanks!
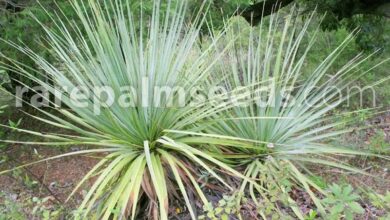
left=0, top=145, right=99, bottom=218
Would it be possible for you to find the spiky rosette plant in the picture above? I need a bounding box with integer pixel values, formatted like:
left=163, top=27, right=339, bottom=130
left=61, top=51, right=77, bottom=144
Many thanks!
left=0, top=0, right=246, bottom=219
left=166, top=8, right=390, bottom=219
left=1, top=0, right=389, bottom=219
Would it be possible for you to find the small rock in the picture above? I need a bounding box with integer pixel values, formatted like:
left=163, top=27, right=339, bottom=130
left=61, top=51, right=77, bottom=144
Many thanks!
left=9, top=193, right=18, bottom=201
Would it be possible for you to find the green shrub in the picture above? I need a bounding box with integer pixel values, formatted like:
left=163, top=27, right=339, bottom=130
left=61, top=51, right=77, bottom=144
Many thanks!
left=322, top=184, right=364, bottom=220
left=1, top=1, right=242, bottom=219
left=197, top=5, right=388, bottom=218
left=0, top=192, right=26, bottom=220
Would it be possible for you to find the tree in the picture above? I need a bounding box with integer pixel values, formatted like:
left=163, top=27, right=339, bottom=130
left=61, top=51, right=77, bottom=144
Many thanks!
left=240, top=0, right=390, bottom=24
left=238, top=0, right=390, bottom=51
